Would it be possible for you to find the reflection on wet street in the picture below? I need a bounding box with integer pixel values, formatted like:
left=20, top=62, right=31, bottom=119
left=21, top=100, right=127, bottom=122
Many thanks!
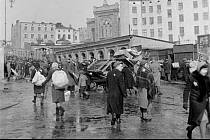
left=0, top=81, right=210, bottom=139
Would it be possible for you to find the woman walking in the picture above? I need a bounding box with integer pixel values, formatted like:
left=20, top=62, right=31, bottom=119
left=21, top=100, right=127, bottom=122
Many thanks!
left=136, top=60, right=156, bottom=121
left=186, top=61, right=210, bottom=139
left=42, top=62, right=66, bottom=120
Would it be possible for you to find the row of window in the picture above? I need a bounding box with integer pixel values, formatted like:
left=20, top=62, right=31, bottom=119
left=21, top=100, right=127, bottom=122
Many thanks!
left=24, top=34, right=54, bottom=39
left=57, top=29, right=72, bottom=32
left=132, top=12, right=209, bottom=26
left=133, top=0, right=208, bottom=14
left=24, top=26, right=54, bottom=32
left=132, top=25, right=209, bottom=41
left=57, top=34, right=78, bottom=40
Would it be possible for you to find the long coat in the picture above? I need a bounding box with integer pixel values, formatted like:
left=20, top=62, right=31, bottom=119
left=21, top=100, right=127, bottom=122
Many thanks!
left=106, top=69, right=127, bottom=115
left=188, top=71, right=210, bottom=126
left=122, top=67, right=135, bottom=89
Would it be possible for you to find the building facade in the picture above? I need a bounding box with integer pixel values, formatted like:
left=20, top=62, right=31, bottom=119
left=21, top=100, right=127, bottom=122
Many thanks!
left=120, top=0, right=210, bottom=44
left=11, top=20, right=56, bottom=48
left=54, top=35, right=174, bottom=62
left=55, top=23, right=80, bottom=45
left=85, top=0, right=121, bottom=42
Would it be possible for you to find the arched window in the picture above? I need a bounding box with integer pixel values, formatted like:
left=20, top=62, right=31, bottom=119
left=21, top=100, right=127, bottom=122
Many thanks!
left=68, top=54, right=72, bottom=58
left=82, top=53, right=86, bottom=60
left=89, top=52, right=94, bottom=60
left=75, top=54, right=79, bottom=60
left=109, top=49, right=115, bottom=59
left=98, top=51, right=104, bottom=60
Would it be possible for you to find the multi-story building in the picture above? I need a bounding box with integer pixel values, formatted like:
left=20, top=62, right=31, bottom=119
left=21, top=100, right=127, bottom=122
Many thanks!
left=11, top=20, right=56, bottom=48
left=85, top=0, right=121, bottom=42
left=120, top=0, right=210, bottom=44
left=55, top=23, right=80, bottom=45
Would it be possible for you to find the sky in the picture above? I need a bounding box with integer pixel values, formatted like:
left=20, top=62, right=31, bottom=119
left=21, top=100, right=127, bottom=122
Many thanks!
left=0, top=0, right=119, bottom=41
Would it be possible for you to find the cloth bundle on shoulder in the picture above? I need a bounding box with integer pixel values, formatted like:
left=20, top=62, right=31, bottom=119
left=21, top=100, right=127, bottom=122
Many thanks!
left=32, top=70, right=46, bottom=86
left=52, top=70, right=69, bottom=89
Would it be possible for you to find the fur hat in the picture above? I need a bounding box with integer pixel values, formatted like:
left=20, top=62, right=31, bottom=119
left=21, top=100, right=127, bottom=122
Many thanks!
left=197, top=61, right=208, bottom=71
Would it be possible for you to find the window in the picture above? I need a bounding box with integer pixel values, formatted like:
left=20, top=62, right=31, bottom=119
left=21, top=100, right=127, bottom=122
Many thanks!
left=142, top=29, right=147, bottom=36
left=24, top=34, right=28, bottom=38
left=180, top=27, right=184, bottom=36
left=150, top=29, right=154, bottom=37
left=178, top=2, right=183, bottom=10
left=44, top=34, right=47, bottom=39
left=63, top=34, right=66, bottom=40
left=68, top=34, right=71, bottom=39
left=193, top=1, right=198, bottom=8
left=168, top=22, right=172, bottom=30
left=51, top=35, right=54, bottom=38
left=38, top=27, right=41, bottom=31
left=63, top=30, right=65, bottom=32
left=38, top=34, right=41, bottom=39
left=169, top=34, right=173, bottom=42
left=133, top=29, right=138, bottom=35
left=68, top=29, right=70, bottom=32
left=142, top=18, right=146, bottom=25
left=149, top=6, right=153, bottom=13
left=133, top=18, right=138, bottom=26
left=194, top=13, right=199, bottom=21
left=24, top=26, right=27, bottom=30
left=194, top=26, right=199, bottom=34
left=167, top=0, right=171, bottom=6
left=168, top=9, right=172, bottom=18
left=158, top=28, right=162, bottom=38
left=204, top=25, right=209, bottom=34
left=157, top=5, right=161, bottom=13
left=142, top=6, right=146, bottom=13
left=31, top=34, right=34, bottom=39
left=149, top=17, right=154, bottom=25
left=51, top=27, right=54, bottom=31
left=74, top=36, right=77, bottom=40
left=132, top=6, right=137, bottom=13
left=179, top=14, right=184, bottom=22
left=58, top=34, right=61, bottom=39
left=157, top=16, right=162, bottom=24
left=45, top=27, right=47, bottom=31
left=31, top=27, right=34, bottom=31
left=58, top=30, right=60, bottom=32
left=203, top=12, right=209, bottom=20
left=202, top=0, right=208, bottom=8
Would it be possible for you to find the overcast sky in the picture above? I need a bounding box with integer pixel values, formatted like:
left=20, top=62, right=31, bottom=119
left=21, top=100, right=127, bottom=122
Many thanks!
left=0, top=0, right=119, bottom=41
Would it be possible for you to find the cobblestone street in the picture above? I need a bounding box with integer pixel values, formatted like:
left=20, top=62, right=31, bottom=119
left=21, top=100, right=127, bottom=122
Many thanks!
left=0, top=80, right=210, bottom=139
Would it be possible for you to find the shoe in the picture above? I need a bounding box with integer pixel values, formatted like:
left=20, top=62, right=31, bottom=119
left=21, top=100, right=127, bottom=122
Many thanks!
left=40, top=102, right=44, bottom=106
left=111, top=118, right=116, bottom=126
left=186, top=126, right=193, bottom=139
left=32, top=100, right=36, bottom=103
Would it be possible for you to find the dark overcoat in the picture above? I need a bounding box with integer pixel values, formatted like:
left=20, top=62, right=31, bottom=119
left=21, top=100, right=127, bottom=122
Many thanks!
left=31, top=68, right=46, bottom=94
left=106, top=69, right=127, bottom=115
left=188, top=71, right=210, bottom=126
left=122, top=67, right=135, bottom=89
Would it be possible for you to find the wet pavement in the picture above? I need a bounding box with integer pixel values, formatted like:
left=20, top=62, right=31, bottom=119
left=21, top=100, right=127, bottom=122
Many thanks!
left=0, top=80, right=210, bottom=139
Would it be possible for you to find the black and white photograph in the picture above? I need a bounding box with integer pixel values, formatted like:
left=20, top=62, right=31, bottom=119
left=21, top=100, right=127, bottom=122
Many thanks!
left=0, top=0, right=210, bottom=139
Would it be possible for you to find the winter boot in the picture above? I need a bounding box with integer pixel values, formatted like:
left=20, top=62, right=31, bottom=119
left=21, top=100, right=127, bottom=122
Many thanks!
left=32, top=96, right=36, bottom=104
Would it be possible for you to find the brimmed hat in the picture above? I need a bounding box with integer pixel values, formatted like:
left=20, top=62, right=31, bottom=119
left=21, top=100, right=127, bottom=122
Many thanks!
left=113, top=61, right=123, bottom=68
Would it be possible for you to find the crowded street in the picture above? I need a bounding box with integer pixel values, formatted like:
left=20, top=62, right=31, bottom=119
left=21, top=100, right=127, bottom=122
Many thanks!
left=1, top=79, right=209, bottom=139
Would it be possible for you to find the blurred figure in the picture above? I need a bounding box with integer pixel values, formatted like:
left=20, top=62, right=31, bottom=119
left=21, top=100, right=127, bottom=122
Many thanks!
left=149, top=57, right=162, bottom=95
left=6, top=60, right=11, bottom=81
left=78, top=69, right=89, bottom=99
left=186, top=61, right=210, bottom=139
left=42, top=62, right=66, bottom=121
left=106, top=61, right=127, bottom=126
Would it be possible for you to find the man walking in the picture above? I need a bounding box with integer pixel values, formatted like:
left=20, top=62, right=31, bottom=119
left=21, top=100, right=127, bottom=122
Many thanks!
left=106, top=61, right=127, bottom=126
